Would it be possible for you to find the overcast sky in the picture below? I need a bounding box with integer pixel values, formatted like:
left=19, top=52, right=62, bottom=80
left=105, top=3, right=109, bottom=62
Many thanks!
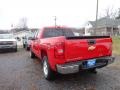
left=0, top=0, right=120, bottom=29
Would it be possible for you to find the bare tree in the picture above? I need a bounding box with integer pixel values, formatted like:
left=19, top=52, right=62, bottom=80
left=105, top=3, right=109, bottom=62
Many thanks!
left=115, top=8, right=120, bottom=19
left=17, top=17, right=28, bottom=29
left=102, top=7, right=118, bottom=19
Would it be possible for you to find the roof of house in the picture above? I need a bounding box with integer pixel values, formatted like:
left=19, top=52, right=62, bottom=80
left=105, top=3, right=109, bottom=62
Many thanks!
left=89, top=17, right=120, bottom=28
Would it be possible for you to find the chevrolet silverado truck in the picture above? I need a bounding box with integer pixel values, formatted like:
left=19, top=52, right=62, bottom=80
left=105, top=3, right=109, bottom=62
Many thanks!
left=30, top=26, right=115, bottom=80
left=0, top=33, right=17, bottom=52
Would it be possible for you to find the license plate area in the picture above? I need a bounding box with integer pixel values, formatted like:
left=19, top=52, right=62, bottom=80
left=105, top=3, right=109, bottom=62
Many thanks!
left=87, top=59, right=96, bottom=67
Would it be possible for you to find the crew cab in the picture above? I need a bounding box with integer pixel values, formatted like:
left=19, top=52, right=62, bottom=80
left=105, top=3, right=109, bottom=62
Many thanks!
left=0, top=33, right=17, bottom=52
left=30, top=26, right=115, bottom=80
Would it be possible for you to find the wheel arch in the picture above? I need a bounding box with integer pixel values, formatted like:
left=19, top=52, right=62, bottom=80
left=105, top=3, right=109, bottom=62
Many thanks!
left=41, top=49, right=48, bottom=59
left=40, top=48, right=56, bottom=72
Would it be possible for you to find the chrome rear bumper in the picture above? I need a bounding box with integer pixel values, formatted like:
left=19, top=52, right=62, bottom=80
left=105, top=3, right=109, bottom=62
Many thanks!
left=56, top=56, right=115, bottom=74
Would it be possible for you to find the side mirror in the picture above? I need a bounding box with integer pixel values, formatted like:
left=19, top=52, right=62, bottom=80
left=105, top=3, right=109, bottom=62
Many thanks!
left=22, top=37, right=25, bottom=39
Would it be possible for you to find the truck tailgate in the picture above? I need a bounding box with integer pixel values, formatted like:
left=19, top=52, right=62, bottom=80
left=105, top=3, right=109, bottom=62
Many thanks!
left=65, top=36, right=112, bottom=62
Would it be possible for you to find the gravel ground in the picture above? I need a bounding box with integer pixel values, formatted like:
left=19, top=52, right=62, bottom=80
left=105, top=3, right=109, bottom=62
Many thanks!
left=0, top=49, right=120, bottom=90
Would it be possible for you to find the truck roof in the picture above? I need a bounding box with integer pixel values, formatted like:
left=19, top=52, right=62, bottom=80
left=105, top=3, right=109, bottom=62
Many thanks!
left=43, top=26, right=71, bottom=29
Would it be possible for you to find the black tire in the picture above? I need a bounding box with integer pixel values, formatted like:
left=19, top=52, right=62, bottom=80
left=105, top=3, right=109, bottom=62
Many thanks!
left=42, top=56, right=55, bottom=80
left=14, top=48, right=17, bottom=52
left=25, top=45, right=30, bottom=51
left=30, top=51, right=36, bottom=58
left=27, top=47, right=30, bottom=51
left=13, top=46, right=17, bottom=52
left=23, top=44, right=25, bottom=48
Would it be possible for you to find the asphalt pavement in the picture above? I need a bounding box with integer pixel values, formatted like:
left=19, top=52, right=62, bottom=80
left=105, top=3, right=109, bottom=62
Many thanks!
left=0, top=49, right=120, bottom=90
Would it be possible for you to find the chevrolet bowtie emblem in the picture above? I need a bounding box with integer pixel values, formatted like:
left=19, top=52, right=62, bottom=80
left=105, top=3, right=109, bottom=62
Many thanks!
left=88, top=46, right=96, bottom=51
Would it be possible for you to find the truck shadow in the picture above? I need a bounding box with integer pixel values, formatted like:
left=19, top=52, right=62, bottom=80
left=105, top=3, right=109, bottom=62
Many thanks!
left=28, top=55, right=119, bottom=90
left=42, top=70, right=117, bottom=90
left=32, top=59, right=116, bottom=90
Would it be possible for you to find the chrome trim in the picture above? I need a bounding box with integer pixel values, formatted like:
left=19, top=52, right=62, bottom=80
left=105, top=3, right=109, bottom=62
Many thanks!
left=57, top=64, right=79, bottom=74
left=56, top=56, right=115, bottom=74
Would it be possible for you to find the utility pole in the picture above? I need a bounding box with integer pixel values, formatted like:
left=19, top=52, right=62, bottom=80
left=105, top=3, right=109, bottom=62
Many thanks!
left=95, top=0, right=99, bottom=35
left=11, top=24, right=14, bottom=34
left=54, top=16, right=57, bottom=27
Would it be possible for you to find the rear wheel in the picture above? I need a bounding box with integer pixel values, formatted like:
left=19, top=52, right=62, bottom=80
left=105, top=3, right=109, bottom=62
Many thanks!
left=42, top=56, right=55, bottom=80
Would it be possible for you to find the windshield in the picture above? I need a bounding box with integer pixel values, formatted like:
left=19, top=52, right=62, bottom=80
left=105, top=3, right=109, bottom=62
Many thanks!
left=0, top=34, right=14, bottom=39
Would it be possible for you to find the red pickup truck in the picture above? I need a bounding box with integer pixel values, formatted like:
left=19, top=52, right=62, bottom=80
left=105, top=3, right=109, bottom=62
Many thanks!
left=30, top=26, right=115, bottom=80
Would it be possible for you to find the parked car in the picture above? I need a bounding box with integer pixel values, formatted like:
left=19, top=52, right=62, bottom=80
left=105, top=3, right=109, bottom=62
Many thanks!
left=30, top=26, right=115, bottom=80
left=23, top=32, right=35, bottom=50
left=0, top=34, right=17, bottom=52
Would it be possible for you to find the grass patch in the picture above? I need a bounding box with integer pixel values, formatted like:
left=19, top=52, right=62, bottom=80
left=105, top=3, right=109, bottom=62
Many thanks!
left=112, top=36, right=120, bottom=55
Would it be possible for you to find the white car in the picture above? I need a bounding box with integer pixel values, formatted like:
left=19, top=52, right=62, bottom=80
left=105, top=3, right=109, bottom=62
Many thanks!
left=0, top=34, right=17, bottom=52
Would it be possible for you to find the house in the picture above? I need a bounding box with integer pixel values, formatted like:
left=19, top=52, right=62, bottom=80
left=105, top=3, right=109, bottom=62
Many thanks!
left=87, top=17, right=120, bottom=36
left=76, top=28, right=85, bottom=35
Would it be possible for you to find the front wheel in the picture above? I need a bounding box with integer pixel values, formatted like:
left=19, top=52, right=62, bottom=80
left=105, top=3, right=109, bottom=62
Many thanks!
left=13, top=46, right=17, bottom=52
left=42, top=56, right=55, bottom=80
left=14, top=48, right=17, bottom=52
left=30, top=51, right=36, bottom=58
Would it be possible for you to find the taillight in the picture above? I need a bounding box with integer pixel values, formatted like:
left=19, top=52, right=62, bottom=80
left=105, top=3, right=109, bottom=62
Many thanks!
left=54, top=42, right=65, bottom=58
